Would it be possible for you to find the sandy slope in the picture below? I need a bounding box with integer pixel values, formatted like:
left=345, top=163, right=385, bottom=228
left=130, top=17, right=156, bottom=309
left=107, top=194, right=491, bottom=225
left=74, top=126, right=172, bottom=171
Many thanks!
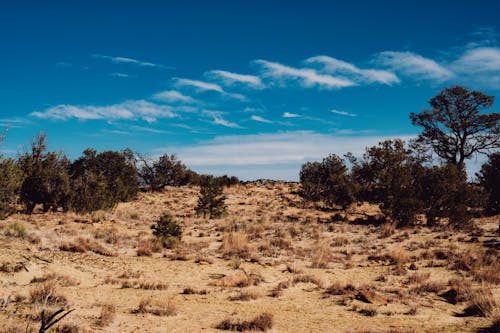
left=0, top=182, right=498, bottom=332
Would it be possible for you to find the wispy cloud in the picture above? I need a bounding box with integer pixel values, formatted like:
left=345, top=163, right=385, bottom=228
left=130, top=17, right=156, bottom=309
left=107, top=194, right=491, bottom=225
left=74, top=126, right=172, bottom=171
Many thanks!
left=110, top=72, right=136, bottom=78
left=152, top=90, right=197, bottom=104
left=283, top=112, right=301, bottom=118
left=331, top=109, right=357, bottom=117
left=31, top=100, right=175, bottom=123
left=174, top=78, right=246, bottom=100
left=206, top=70, right=264, bottom=88
left=374, top=51, right=454, bottom=82
left=254, top=59, right=356, bottom=89
left=202, top=110, right=242, bottom=128
left=305, top=55, right=400, bottom=85
left=162, top=131, right=415, bottom=167
left=130, top=125, right=170, bottom=134
left=250, top=115, right=272, bottom=123
left=451, top=47, right=500, bottom=88
left=93, top=54, right=173, bottom=69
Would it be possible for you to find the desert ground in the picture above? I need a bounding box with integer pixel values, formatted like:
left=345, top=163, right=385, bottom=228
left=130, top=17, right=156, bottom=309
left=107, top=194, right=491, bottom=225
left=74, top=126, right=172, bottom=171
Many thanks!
left=0, top=181, right=498, bottom=333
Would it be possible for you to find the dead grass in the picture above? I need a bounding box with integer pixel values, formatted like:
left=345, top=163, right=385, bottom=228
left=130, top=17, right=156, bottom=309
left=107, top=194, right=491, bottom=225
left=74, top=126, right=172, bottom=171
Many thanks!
left=133, top=298, right=177, bottom=316
left=228, top=289, right=260, bottom=301
left=216, top=312, right=273, bottom=331
left=29, top=281, right=67, bottom=306
left=97, top=304, right=116, bottom=327
left=220, top=231, right=252, bottom=259
left=460, top=287, right=497, bottom=317
left=59, top=237, right=116, bottom=257
left=30, top=272, right=79, bottom=287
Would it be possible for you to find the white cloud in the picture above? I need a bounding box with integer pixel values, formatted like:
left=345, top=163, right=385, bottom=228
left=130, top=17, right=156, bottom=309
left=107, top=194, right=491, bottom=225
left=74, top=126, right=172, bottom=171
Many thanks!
left=202, top=110, right=242, bottom=128
left=250, top=115, right=272, bottom=123
left=174, top=78, right=246, bottom=100
left=152, top=90, right=196, bottom=104
left=93, top=54, right=173, bottom=69
left=174, top=131, right=415, bottom=166
left=254, top=59, right=356, bottom=89
left=31, top=100, right=175, bottom=123
left=305, top=55, right=400, bottom=85
left=130, top=126, right=170, bottom=134
left=206, top=70, right=264, bottom=88
left=110, top=72, right=135, bottom=78
left=331, top=109, right=357, bottom=117
left=451, top=47, right=500, bottom=88
left=283, top=112, right=300, bottom=118
left=375, top=51, right=454, bottom=82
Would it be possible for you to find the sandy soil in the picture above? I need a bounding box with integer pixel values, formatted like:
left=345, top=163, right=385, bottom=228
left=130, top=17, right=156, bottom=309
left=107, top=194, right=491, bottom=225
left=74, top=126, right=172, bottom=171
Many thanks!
left=0, top=181, right=498, bottom=332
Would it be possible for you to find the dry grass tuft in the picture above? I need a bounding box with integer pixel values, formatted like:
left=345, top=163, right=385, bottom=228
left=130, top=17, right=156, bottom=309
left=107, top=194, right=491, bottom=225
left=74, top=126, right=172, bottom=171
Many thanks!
left=29, top=281, right=67, bottom=306
left=216, top=312, right=273, bottom=331
left=209, top=270, right=262, bottom=288
left=460, top=288, right=497, bottom=317
left=292, top=274, right=324, bottom=288
left=133, top=298, right=177, bottom=316
left=228, top=289, right=260, bottom=301
left=30, top=272, right=79, bottom=287
left=59, top=237, right=116, bottom=256
left=97, top=304, right=116, bottom=327
left=120, top=279, right=168, bottom=290
left=221, top=232, right=252, bottom=259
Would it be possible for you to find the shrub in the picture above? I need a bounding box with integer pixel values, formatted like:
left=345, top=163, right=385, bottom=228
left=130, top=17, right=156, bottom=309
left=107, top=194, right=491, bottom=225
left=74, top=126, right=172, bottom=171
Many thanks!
left=69, top=148, right=138, bottom=213
left=477, top=152, right=500, bottom=215
left=300, top=154, right=354, bottom=210
left=4, top=222, right=27, bottom=238
left=350, top=140, right=425, bottom=227
left=0, top=157, right=22, bottom=220
left=18, top=133, right=71, bottom=213
left=151, top=213, right=182, bottom=248
left=138, top=153, right=196, bottom=191
left=216, top=312, right=273, bottom=331
left=195, top=176, right=226, bottom=218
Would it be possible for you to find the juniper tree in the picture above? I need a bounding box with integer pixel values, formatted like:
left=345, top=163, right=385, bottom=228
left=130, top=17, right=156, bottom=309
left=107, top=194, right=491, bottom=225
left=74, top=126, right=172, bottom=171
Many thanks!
left=195, top=176, right=226, bottom=218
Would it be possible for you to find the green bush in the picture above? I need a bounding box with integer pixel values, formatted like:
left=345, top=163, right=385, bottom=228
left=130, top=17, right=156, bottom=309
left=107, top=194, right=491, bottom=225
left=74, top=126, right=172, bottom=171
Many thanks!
left=18, top=133, right=71, bottom=213
left=195, top=176, right=227, bottom=218
left=300, top=154, right=354, bottom=210
left=151, top=213, right=182, bottom=248
left=477, top=152, right=500, bottom=215
left=69, top=148, right=138, bottom=213
left=0, top=157, right=22, bottom=219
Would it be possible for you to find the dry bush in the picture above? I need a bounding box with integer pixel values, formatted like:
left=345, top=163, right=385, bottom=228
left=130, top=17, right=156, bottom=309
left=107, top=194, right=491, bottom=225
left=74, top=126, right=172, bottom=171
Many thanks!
left=387, top=250, right=410, bottom=265
left=228, top=289, right=260, bottom=301
left=59, top=237, right=116, bottom=257
left=310, top=241, right=335, bottom=269
left=117, top=270, right=143, bottom=279
left=4, top=222, right=28, bottom=238
left=439, top=278, right=473, bottom=304
left=379, top=222, right=396, bottom=238
left=410, top=280, right=447, bottom=295
left=181, top=287, right=207, bottom=295
left=97, top=304, right=116, bottom=327
left=220, top=232, right=252, bottom=259
left=460, top=288, right=497, bottom=317
left=292, top=274, right=324, bottom=288
left=269, top=280, right=292, bottom=297
left=0, top=261, right=26, bottom=273
left=30, top=273, right=79, bottom=287
left=93, top=226, right=120, bottom=244
left=324, top=282, right=356, bottom=296
left=29, top=281, right=67, bottom=306
left=216, top=312, right=273, bottom=331
left=133, top=298, right=177, bottom=316
left=120, top=279, right=168, bottom=290
left=407, top=272, right=431, bottom=285
left=209, top=270, right=263, bottom=288
left=331, top=236, right=349, bottom=247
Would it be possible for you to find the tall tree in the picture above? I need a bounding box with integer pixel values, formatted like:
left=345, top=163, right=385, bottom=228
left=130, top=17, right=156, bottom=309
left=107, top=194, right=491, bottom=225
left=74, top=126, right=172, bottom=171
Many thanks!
left=410, top=86, right=499, bottom=168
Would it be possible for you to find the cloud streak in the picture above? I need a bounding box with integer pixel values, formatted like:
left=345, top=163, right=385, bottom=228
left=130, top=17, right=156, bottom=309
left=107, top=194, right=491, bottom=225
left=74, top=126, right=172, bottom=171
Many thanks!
left=93, top=54, right=173, bottom=69
left=174, top=78, right=246, bottom=100
left=206, top=70, right=264, bottom=88
left=152, top=90, right=197, bottom=104
left=31, top=100, right=175, bottom=123
left=374, top=51, right=454, bottom=82
left=305, top=55, right=400, bottom=85
left=254, top=59, right=357, bottom=89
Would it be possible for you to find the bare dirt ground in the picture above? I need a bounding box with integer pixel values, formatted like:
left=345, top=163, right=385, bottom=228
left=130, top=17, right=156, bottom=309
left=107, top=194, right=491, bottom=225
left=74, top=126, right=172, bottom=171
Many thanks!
left=1, top=181, right=498, bottom=332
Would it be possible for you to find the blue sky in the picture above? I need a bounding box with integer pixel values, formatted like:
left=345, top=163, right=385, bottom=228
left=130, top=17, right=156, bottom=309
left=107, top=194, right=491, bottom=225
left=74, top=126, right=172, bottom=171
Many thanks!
left=1, top=1, right=499, bottom=180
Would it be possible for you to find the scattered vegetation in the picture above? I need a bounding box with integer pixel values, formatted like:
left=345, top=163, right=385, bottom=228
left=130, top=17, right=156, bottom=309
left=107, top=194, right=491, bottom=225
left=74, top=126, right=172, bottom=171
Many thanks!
left=151, top=213, right=182, bottom=248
